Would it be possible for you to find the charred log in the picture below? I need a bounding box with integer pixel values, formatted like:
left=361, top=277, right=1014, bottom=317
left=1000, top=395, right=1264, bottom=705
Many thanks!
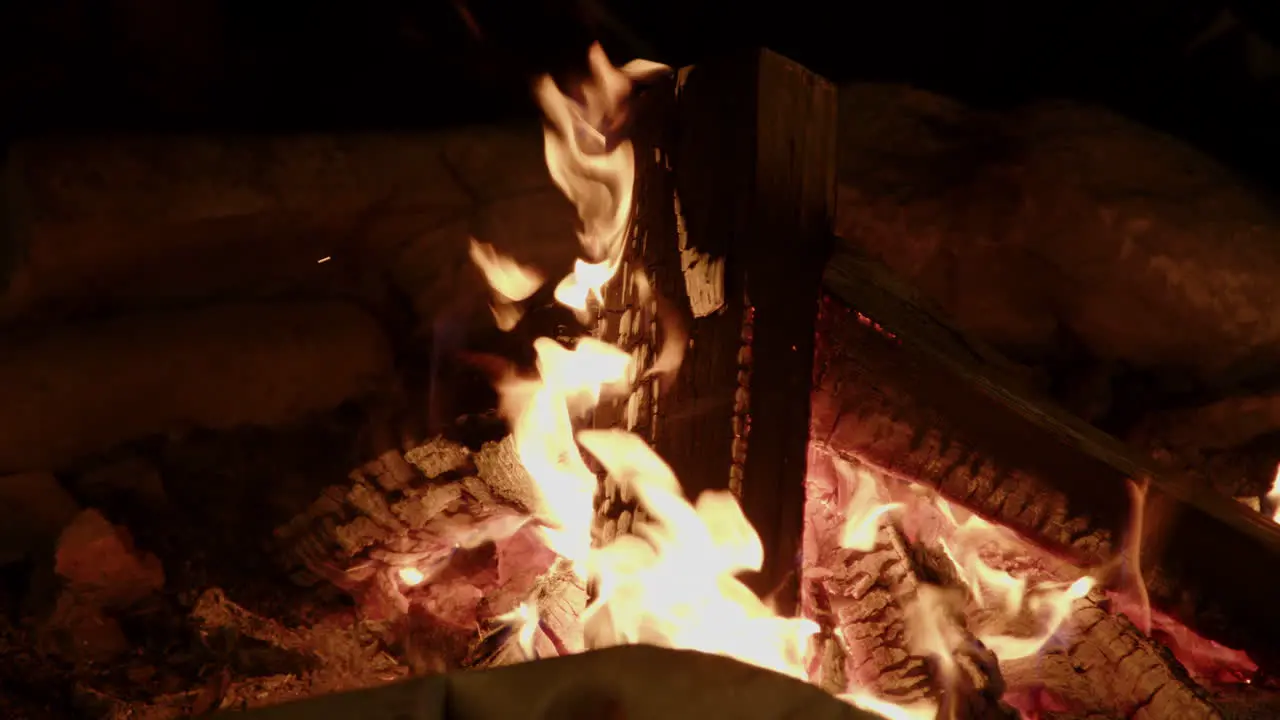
left=272, top=430, right=564, bottom=670
left=804, top=447, right=1012, bottom=717
left=592, top=49, right=836, bottom=614
left=1000, top=592, right=1222, bottom=720
left=815, top=243, right=1280, bottom=672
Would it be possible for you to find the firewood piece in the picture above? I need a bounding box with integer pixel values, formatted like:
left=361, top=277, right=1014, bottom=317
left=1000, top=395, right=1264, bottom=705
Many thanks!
left=405, top=438, right=473, bottom=481
left=824, top=521, right=1010, bottom=717
left=593, top=49, right=836, bottom=614
left=817, top=244, right=1280, bottom=670
left=472, top=436, right=539, bottom=514
left=803, top=448, right=1011, bottom=717
left=273, top=433, right=534, bottom=585
left=468, top=559, right=587, bottom=668
left=216, top=646, right=876, bottom=720
left=1000, top=592, right=1222, bottom=720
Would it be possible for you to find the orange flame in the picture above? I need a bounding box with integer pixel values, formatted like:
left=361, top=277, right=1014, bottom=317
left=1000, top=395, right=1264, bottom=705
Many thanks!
left=1267, top=462, right=1280, bottom=524
left=470, top=41, right=825, bottom=691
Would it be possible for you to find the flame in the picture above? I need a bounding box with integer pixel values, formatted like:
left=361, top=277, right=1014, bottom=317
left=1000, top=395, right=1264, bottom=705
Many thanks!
left=464, top=41, right=827, bottom=693
left=398, top=566, right=426, bottom=587
left=469, top=239, right=545, bottom=331
left=495, top=601, right=541, bottom=660
left=1267, top=462, right=1280, bottom=523
left=457, top=38, right=1248, bottom=720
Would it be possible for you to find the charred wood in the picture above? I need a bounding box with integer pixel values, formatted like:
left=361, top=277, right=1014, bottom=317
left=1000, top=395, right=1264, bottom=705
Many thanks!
left=1000, top=592, right=1222, bottom=720
left=804, top=447, right=1012, bottom=717
left=816, top=243, right=1280, bottom=672
left=272, top=430, right=557, bottom=673
left=592, top=49, right=836, bottom=614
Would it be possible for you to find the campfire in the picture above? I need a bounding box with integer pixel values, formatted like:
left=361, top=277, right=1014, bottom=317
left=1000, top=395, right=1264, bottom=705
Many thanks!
left=5, top=37, right=1280, bottom=720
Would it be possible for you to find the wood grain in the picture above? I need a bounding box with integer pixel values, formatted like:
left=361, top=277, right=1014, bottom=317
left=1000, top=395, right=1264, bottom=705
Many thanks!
left=817, top=241, right=1280, bottom=672
left=592, top=49, right=836, bottom=614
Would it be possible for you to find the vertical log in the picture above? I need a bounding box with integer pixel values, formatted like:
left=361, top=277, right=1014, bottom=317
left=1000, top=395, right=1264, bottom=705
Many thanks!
left=593, top=50, right=836, bottom=614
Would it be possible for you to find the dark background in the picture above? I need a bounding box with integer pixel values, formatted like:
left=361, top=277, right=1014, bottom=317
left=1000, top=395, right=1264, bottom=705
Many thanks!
left=1, top=0, right=1278, bottom=184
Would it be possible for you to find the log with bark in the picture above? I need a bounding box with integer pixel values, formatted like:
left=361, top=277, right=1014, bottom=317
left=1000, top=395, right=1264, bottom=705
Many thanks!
left=591, top=48, right=836, bottom=614
left=812, top=241, right=1280, bottom=672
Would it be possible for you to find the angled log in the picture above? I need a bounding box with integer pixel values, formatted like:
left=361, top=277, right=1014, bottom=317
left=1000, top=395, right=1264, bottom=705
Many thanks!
left=814, top=242, right=1280, bottom=672
left=1000, top=592, right=1222, bottom=720
left=803, top=446, right=1011, bottom=717
left=592, top=49, right=836, bottom=613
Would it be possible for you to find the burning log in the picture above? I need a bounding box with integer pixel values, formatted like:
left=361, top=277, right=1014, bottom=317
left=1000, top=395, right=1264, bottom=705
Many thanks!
left=593, top=48, right=837, bottom=612
left=1000, top=591, right=1221, bottom=719
left=272, top=428, right=582, bottom=670
left=805, top=447, right=1012, bottom=716
left=813, top=242, right=1280, bottom=671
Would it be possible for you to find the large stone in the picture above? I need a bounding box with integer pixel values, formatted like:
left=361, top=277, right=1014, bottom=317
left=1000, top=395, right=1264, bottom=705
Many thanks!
left=0, top=471, right=80, bottom=565
left=1, top=125, right=577, bottom=325
left=835, top=83, right=1280, bottom=395
left=0, top=300, right=393, bottom=472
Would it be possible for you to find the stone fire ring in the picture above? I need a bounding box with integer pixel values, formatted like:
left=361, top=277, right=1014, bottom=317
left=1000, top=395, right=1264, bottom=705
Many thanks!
left=214, top=645, right=873, bottom=720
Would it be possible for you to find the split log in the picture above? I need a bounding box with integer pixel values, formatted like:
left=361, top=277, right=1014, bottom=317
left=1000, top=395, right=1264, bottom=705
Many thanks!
left=593, top=48, right=836, bottom=612
left=813, top=242, right=1280, bottom=671
left=803, top=446, right=1011, bottom=717
left=0, top=300, right=393, bottom=473
left=273, top=428, right=586, bottom=672
left=274, top=434, right=538, bottom=589
left=1000, top=592, right=1221, bottom=720
left=212, top=645, right=875, bottom=720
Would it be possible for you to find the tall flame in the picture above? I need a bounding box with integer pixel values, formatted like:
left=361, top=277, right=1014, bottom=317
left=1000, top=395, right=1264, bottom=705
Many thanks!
left=469, top=41, right=823, bottom=686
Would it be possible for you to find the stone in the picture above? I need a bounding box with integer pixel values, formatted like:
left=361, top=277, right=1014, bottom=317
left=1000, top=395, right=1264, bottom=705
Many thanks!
left=54, top=509, right=164, bottom=608
left=0, top=300, right=393, bottom=472
left=38, top=592, right=131, bottom=666
left=1, top=124, right=578, bottom=332
left=835, top=83, right=1280, bottom=393
left=0, top=471, right=80, bottom=565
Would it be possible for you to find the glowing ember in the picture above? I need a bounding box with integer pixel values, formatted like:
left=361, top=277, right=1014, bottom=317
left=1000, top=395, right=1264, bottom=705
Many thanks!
left=398, top=566, right=426, bottom=587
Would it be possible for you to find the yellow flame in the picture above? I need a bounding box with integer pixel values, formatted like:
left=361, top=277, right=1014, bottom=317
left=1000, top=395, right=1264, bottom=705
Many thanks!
left=469, top=239, right=545, bottom=331
left=398, top=566, right=426, bottom=587
left=469, top=41, right=827, bottom=689
left=496, top=601, right=541, bottom=660
left=1267, top=462, right=1280, bottom=523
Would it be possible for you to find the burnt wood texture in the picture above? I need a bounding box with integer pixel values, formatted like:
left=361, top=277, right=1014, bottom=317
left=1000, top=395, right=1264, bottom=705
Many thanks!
left=815, top=242, right=1280, bottom=672
left=592, top=49, right=836, bottom=614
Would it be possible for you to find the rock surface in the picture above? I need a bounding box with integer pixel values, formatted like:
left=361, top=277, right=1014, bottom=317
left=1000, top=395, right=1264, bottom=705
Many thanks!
left=0, top=471, right=80, bottom=565
left=2, top=126, right=578, bottom=328
left=0, top=300, right=394, bottom=472
left=836, top=83, right=1280, bottom=392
